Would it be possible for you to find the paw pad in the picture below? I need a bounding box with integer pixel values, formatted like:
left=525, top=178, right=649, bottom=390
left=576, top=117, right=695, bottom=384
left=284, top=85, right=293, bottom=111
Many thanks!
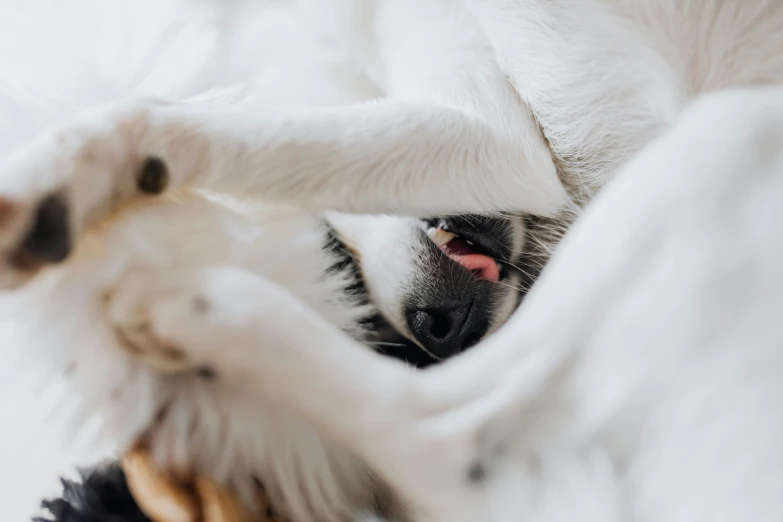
left=137, top=156, right=169, bottom=194
left=9, top=192, right=71, bottom=269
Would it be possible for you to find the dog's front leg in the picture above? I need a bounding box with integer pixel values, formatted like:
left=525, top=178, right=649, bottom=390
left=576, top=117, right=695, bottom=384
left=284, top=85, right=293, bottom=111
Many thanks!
left=105, top=264, right=493, bottom=521
left=0, top=96, right=565, bottom=290
left=134, top=0, right=565, bottom=217
left=134, top=99, right=565, bottom=218
left=104, top=260, right=573, bottom=522
left=0, top=0, right=570, bottom=290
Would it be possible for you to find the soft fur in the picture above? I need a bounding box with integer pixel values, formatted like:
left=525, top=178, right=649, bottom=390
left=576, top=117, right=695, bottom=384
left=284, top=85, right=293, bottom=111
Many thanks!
left=3, top=2, right=527, bottom=521
left=3, top=1, right=783, bottom=522
left=34, top=463, right=148, bottom=522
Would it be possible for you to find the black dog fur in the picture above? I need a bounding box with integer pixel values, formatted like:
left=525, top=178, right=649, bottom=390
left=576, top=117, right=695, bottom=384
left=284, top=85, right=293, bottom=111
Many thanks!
left=35, top=463, right=149, bottom=522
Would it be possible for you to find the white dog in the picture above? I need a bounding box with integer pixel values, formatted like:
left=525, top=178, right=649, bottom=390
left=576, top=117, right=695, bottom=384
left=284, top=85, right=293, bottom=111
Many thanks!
left=3, top=1, right=783, bottom=521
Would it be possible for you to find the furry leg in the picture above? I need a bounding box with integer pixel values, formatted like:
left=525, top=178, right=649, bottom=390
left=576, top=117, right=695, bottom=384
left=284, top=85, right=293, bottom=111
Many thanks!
left=0, top=100, right=562, bottom=290
left=0, top=1, right=566, bottom=290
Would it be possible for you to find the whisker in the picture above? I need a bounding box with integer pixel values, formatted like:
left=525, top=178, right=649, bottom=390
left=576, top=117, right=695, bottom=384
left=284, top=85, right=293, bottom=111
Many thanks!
left=495, top=258, right=540, bottom=282
left=490, top=279, right=530, bottom=293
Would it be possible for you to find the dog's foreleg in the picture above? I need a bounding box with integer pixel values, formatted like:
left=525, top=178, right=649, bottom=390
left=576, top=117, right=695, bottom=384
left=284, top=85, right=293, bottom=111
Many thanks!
left=0, top=86, right=562, bottom=291
left=130, top=97, right=563, bottom=218
left=138, top=1, right=565, bottom=217
left=0, top=0, right=566, bottom=274
left=105, top=264, right=574, bottom=522
left=0, top=0, right=567, bottom=289
left=104, top=265, right=475, bottom=516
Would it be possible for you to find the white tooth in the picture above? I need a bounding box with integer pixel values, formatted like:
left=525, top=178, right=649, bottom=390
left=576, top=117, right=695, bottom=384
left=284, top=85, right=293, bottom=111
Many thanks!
left=427, top=227, right=456, bottom=247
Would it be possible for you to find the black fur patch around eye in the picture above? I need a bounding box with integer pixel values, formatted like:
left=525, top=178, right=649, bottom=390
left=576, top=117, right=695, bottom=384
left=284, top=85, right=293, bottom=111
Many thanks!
left=34, top=462, right=149, bottom=522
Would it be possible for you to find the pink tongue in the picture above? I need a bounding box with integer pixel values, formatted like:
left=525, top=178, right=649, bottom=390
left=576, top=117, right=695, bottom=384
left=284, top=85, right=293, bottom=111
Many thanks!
left=441, top=249, right=500, bottom=282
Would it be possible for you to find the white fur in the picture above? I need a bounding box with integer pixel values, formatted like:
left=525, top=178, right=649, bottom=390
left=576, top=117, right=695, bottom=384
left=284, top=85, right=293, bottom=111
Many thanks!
left=3, top=0, right=783, bottom=521
left=0, top=2, right=389, bottom=520
left=11, top=193, right=383, bottom=520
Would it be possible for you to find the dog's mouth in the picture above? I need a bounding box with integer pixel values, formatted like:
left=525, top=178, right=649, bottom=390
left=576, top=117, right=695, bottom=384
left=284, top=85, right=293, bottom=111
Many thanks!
left=425, top=217, right=507, bottom=282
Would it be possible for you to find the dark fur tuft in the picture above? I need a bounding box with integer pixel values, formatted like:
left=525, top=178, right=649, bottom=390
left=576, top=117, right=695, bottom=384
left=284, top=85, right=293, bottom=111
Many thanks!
left=322, top=222, right=371, bottom=311
left=34, top=462, right=149, bottom=522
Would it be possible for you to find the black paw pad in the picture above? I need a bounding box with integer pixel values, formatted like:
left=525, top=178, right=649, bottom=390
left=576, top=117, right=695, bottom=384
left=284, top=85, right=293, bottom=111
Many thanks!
left=137, top=157, right=169, bottom=194
left=11, top=192, right=71, bottom=269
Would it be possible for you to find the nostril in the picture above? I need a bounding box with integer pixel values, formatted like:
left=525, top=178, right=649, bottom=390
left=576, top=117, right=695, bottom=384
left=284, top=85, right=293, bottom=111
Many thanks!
left=14, top=193, right=71, bottom=266
left=462, top=332, right=481, bottom=349
left=430, top=312, right=452, bottom=339
left=408, top=309, right=454, bottom=342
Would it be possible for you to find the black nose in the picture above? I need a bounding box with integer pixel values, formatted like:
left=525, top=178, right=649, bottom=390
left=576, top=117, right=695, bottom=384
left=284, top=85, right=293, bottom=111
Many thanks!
left=10, top=193, right=71, bottom=269
left=405, top=299, right=489, bottom=359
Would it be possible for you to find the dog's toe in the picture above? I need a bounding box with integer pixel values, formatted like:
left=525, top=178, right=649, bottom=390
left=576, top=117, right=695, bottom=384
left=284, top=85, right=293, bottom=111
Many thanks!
left=107, top=271, right=200, bottom=375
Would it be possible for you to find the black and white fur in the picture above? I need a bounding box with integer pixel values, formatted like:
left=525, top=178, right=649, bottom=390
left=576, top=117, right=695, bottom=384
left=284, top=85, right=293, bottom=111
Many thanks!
left=3, top=4, right=532, bottom=521
left=4, top=0, right=783, bottom=521
left=33, top=462, right=148, bottom=522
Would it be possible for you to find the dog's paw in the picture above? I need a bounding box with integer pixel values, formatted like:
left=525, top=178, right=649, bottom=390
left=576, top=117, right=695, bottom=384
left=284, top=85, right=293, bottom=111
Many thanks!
left=0, top=99, right=169, bottom=290
left=106, top=266, right=287, bottom=379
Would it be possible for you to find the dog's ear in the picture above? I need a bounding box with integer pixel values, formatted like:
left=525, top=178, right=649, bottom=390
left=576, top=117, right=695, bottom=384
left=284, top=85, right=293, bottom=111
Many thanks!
left=35, top=462, right=150, bottom=522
